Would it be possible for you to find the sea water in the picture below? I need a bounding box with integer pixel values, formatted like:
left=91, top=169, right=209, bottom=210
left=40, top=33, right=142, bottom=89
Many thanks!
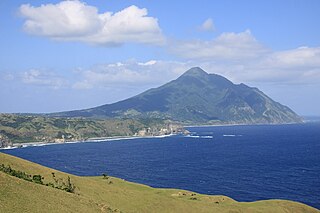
left=2, top=123, right=319, bottom=209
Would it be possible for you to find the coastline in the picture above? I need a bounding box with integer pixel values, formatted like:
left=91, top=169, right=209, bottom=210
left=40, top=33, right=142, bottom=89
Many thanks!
left=1, top=122, right=309, bottom=150
left=0, top=133, right=177, bottom=150
left=1, top=122, right=312, bottom=150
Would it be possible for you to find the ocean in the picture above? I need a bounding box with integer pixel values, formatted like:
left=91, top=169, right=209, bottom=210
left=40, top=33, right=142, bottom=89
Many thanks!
left=1, top=123, right=319, bottom=209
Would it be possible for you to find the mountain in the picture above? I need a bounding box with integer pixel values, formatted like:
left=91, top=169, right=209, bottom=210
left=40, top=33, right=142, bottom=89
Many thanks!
left=53, top=67, right=302, bottom=124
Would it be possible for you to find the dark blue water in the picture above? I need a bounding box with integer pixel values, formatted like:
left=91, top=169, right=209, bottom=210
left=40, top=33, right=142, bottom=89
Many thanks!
left=1, top=123, right=320, bottom=209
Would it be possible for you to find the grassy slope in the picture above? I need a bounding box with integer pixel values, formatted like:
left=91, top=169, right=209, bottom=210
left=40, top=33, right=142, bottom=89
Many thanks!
left=0, top=153, right=318, bottom=213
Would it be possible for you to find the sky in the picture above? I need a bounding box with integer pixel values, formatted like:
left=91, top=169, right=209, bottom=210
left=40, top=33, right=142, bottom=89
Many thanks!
left=0, top=0, right=320, bottom=115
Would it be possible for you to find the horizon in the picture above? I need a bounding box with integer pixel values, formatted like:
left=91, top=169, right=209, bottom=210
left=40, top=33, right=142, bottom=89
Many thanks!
left=1, top=0, right=320, bottom=116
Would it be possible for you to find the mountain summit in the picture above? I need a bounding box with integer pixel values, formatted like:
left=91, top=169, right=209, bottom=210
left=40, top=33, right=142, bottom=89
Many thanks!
left=54, top=67, right=302, bottom=124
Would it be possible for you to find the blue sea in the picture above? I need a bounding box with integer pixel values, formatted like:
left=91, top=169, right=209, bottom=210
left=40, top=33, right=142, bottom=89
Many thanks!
left=1, top=123, right=320, bottom=209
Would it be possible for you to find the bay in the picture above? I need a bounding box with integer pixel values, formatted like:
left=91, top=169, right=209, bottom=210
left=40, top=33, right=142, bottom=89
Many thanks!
left=2, top=123, right=320, bottom=209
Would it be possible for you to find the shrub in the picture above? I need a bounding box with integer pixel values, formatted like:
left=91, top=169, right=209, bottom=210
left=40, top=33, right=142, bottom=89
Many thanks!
left=0, top=164, right=76, bottom=193
left=64, top=176, right=76, bottom=193
left=102, top=173, right=109, bottom=179
left=32, top=175, right=43, bottom=184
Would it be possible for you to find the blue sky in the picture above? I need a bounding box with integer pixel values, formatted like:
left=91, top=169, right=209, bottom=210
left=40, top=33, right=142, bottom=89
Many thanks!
left=0, top=0, right=320, bottom=115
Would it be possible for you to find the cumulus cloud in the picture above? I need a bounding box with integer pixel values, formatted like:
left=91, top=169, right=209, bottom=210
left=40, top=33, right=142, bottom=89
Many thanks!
left=170, top=30, right=269, bottom=61
left=262, top=46, right=320, bottom=68
left=11, top=45, right=320, bottom=93
left=252, top=47, right=320, bottom=84
left=199, top=18, right=215, bottom=31
left=22, top=69, right=67, bottom=89
left=71, top=43, right=320, bottom=90
left=167, top=29, right=320, bottom=84
left=19, top=1, right=164, bottom=45
left=198, top=46, right=320, bottom=85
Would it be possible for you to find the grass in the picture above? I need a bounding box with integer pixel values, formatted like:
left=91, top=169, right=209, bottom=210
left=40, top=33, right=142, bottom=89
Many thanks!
left=0, top=152, right=318, bottom=213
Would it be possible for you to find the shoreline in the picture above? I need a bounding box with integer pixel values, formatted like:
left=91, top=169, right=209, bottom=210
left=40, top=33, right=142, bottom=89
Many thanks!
left=1, top=122, right=311, bottom=150
left=0, top=134, right=177, bottom=150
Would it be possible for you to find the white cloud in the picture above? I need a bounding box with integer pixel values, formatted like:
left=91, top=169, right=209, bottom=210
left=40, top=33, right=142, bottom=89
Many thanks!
left=222, top=46, right=320, bottom=84
left=20, top=1, right=164, bottom=45
left=170, top=30, right=269, bottom=60
left=199, top=18, right=214, bottom=32
left=200, top=47, right=320, bottom=85
left=22, top=69, right=67, bottom=89
left=166, top=29, right=320, bottom=85
left=262, top=46, right=320, bottom=68
left=138, top=60, right=157, bottom=66
left=15, top=46, right=320, bottom=92
left=72, top=60, right=190, bottom=90
left=71, top=45, right=320, bottom=90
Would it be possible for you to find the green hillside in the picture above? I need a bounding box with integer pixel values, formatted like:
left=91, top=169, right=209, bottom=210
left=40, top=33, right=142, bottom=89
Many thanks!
left=52, top=67, right=302, bottom=125
left=0, top=114, right=176, bottom=145
left=0, top=153, right=318, bottom=213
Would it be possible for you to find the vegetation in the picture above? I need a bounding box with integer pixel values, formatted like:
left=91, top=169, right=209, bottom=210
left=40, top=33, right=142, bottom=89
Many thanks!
left=102, top=173, right=109, bottom=179
left=0, top=164, right=32, bottom=181
left=32, top=174, right=43, bottom=184
left=102, top=173, right=113, bottom=184
left=0, top=163, right=76, bottom=193
left=51, top=172, right=76, bottom=193
left=0, top=152, right=318, bottom=213
left=0, top=113, right=148, bottom=143
left=0, top=113, right=184, bottom=146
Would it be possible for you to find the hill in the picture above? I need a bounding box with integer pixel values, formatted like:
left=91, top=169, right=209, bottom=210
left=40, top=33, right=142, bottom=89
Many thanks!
left=52, top=67, right=302, bottom=125
left=0, top=114, right=179, bottom=144
left=0, top=152, right=318, bottom=213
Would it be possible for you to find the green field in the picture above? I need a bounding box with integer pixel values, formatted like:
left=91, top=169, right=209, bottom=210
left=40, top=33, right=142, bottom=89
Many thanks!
left=0, top=152, right=318, bottom=213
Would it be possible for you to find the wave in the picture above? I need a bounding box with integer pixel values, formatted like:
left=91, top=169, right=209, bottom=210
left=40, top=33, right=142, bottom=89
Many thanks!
left=223, top=134, right=242, bottom=137
left=201, top=136, right=214, bottom=138
left=0, top=146, right=17, bottom=150
left=185, top=135, right=213, bottom=139
left=185, top=135, right=200, bottom=138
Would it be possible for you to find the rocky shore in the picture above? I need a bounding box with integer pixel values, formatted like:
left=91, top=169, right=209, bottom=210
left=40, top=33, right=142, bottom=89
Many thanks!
left=0, top=134, right=13, bottom=148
